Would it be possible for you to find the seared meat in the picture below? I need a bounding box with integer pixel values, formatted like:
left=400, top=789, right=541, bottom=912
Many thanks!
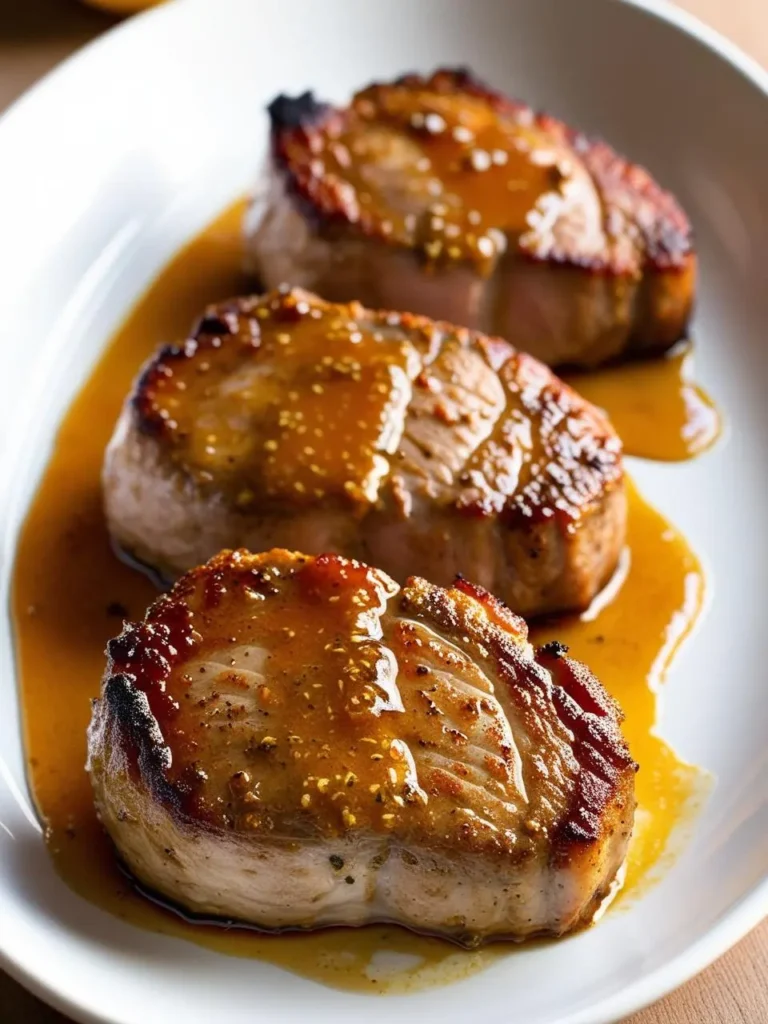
left=87, top=548, right=636, bottom=944
left=104, top=288, right=626, bottom=618
left=245, top=67, right=695, bottom=369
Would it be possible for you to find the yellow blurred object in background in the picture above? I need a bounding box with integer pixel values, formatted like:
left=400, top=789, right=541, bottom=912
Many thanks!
left=82, top=0, right=163, bottom=13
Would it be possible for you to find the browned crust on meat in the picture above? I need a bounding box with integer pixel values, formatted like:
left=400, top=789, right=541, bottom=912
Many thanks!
left=458, top=348, right=623, bottom=525
left=92, top=549, right=313, bottom=827
left=129, top=287, right=623, bottom=529
left=98, top=673, right=177, bottom=808
left=268, top=68, right=527, bottom=238
left=133, top=301, right=262, bottom=438
left=450, top=574, right=528, bottom=635
left=267, top=94, right=358, bottom=235
left=399, top=575, right=636, bottom=862
left=92, top=549, right=635, bottom=863
left=268, top=66, right=693, bottom=277
left=97, top=596, right=198, bottom=823
left=537, top=644, right=637, bottom=858
left=569, top=132, right=692, bottom=271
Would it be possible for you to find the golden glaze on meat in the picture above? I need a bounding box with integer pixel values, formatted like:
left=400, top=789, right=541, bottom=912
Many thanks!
left=245, top=68, right=695, bottom=368
left=87, top=549, right=636, bottom=944
left=105, top=287, right=626, bottom=617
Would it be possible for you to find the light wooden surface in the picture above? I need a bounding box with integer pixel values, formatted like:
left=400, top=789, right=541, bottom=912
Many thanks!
left=0, top=1, right=765, bottom=1021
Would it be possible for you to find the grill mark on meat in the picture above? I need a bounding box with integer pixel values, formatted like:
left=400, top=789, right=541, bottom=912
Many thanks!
left=418, top=749, right=521, bottom=812
left=397, top=338, right=510, bottom=498
left=401, top=618, right=529, bottom=803
left=404, top=575, right=637, bottom=849
left=422, top=762, right=519, bottom=834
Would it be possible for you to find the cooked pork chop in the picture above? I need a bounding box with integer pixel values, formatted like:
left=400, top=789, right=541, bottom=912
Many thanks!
left=245, top=67, right=695, bottom=368
left=104, top=287, right=626, bottom=618
left=88, top=548, right=636, bottom=944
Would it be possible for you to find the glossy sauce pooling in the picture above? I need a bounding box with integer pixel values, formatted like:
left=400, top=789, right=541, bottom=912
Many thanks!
left=563, top=342, right=721, bottom=462
left=141, top=294, right=420, bottom=506
left=530, top=476, right=707, bottom=894
left=12, top=200, right=706, bottom=993
left=280, top=75, right=584, bottom=274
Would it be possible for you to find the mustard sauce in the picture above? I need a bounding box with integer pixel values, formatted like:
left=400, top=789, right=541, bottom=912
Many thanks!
left=564, top=344, right=721, bottom=462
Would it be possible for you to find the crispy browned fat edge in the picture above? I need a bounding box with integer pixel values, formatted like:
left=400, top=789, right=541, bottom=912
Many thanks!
left=400, top=573, right=637, bottom=864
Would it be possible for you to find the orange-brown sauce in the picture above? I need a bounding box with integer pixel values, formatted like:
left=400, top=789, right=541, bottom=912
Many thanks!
left=12, top=200, right=707, bottom=993
left=564, top=346, right=721, bottom=462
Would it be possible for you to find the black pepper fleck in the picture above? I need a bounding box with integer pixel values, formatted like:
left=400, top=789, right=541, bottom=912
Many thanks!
left=538, top=640, right=569, bottom=658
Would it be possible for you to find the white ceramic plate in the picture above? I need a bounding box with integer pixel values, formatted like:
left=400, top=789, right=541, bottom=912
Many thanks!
left=1, top=1, right=767, bottom=1021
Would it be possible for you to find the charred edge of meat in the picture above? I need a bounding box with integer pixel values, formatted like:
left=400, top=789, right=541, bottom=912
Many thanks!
left=97, top=552, right=288, bottom=824
left=505, top=646, right=635, bottom=855
left=98, top=672, right=182, bottom=814
left=537, top=640, right=569, bottom=659
left=450, top=575, right=527, bottom=636
left=267, top=91, right=350, bottom=233
left=267, top=91, right=331, bottom=133
left=268, top=66, right=692, bottom=275
left=383, top=66, right=529, bottom=123
left=132, top=342, right=198, bottom=437
left=520, top=122, right=693, bottom=276
left=400, top=579, right=634, bottom=855
left=540, top=650, right=638, bottom=857
left=192, top=308, right=240, bottom=338
left=132, top=300, right=263, bottom=438
left=570, top=130, right=693, bottom=269
left=537, top=646, right=625, bottom=727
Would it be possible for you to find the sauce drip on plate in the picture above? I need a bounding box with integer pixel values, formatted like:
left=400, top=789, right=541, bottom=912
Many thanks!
left=11, top=200, right=708, bottom=993
left=563, top=344, right=721, bottom=462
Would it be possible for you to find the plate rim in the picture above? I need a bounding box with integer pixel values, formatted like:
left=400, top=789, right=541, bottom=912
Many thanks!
left=0, top=1, right=766, bottom=1021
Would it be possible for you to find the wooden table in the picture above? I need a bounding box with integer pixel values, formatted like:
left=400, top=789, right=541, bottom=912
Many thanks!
left=0, top=1, right=765, bottom=1021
